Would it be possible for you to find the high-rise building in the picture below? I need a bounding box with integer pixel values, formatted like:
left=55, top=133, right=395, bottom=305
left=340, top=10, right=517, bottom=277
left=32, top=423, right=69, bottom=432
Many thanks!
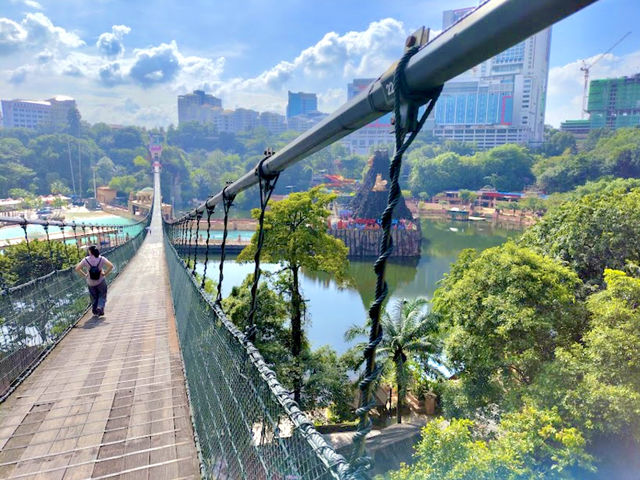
left=286, top=91, right=318, bottom=119
left=258, top=112, right=287, bottom=134
left=432, top=7, right=552, bottom=149
left=178, top=90, right=222, bottom=124
left=286, top=111, right=328, bottom=132
left=1, top=96, right=77, bottom=130
left=176, top=90, right=288, bottom=135
left=587, top=74, right=640, bottom=129
left=343, top=78, right=395, bottom=155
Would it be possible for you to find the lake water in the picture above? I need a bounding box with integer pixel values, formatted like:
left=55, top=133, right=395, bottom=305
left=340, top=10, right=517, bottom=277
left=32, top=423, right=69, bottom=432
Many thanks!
left=194, top=219, right=520, bottom=353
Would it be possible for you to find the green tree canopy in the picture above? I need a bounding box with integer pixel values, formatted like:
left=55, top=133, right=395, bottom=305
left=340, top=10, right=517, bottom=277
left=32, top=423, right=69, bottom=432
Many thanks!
left=237, top=187, right=349, bottom=403
left=390, top=408, right=594, bottom=480
left=520, top=187, right=640, bottom=286
left=529, top=269, right=640, bottom=442
left=222, top=274, right=290, bottom=376
left=432, top=242, right=585, bottom=412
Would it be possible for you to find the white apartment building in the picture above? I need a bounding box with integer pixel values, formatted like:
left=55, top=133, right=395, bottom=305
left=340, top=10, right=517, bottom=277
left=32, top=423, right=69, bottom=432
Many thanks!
left=1, top=96, right=77, bottom=130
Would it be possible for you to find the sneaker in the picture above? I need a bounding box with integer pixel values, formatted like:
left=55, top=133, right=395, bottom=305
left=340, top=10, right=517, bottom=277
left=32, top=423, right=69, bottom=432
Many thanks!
left=96, top=308, right=104, bottom=316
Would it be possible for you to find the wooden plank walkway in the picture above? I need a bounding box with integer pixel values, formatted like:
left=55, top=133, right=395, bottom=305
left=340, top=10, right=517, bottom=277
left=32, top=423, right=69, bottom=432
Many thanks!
left=0, top=183, right=200, bottom=479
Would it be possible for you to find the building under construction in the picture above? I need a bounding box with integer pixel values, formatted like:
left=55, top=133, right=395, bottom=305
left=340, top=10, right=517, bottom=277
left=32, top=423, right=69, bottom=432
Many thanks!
left=562, top=73, right=640, bottom=135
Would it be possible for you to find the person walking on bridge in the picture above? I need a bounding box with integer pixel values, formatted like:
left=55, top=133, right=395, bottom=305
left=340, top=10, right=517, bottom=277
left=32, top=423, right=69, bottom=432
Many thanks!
left=74, top=245, right=114, bottom=316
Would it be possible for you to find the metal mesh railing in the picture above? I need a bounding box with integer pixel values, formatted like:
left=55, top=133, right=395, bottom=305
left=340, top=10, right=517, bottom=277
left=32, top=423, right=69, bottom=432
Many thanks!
left=0, top=222, right=148, bottom=400
left=164, top=231, right=351, bottom=480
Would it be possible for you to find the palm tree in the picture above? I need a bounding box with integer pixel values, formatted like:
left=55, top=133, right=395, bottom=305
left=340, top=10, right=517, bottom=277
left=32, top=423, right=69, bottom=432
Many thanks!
left=346, top=298, right=442, bottom=424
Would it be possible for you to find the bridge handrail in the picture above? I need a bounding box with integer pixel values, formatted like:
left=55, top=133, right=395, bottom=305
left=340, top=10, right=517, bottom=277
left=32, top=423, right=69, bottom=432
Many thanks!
left=163, top=230, right=352, bottom=479
left=175, top=0, right=597, bottom=222
left=0, top=214, right=149, bottom=229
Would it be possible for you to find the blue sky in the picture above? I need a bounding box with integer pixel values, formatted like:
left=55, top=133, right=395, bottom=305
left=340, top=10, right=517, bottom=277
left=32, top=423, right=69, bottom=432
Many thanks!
left=1, top=0, right=638, bottom=127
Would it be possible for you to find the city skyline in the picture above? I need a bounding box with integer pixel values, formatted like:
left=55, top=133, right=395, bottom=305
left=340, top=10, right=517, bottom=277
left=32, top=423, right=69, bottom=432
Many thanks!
left=0, top=0, right=637, bottom=128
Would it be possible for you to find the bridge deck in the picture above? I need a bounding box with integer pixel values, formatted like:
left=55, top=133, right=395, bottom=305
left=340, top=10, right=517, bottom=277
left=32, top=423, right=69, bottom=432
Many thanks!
left=0, top=196, right=200, bottom=479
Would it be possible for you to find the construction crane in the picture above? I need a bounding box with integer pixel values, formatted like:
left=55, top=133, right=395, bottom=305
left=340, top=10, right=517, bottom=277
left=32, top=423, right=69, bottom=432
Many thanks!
left=580, top=31, right=631, bottom=118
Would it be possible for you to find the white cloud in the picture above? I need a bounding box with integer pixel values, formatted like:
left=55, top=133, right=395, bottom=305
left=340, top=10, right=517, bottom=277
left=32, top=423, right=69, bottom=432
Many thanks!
left=0, top=12, right=84, bottom=56
left=96, top=24, right=131, bottom=58
left=0, top=17, right=412, bottom=126
left=0, top=18, right=28, bottom=54
left=213, top=18, right=407, bottom=114
left=546, top=49, right=640, bottom=127
left=9, top=0, right=43, bottom=10
left=318, top=88, right=346, bottom=113
left=23, top=0, right=43, bottom=10
left=22, top=12, right=84, bottom=48
left=9, top=65, right=31, bottom=84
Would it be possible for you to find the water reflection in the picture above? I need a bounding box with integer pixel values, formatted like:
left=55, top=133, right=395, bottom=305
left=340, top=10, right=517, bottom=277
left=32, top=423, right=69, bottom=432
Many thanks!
left=196, top=219, right=518, bottom=353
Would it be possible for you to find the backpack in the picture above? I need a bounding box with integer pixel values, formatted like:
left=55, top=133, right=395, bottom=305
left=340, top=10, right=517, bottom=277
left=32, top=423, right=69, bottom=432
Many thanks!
left=87, top=257, right=103, bottom=280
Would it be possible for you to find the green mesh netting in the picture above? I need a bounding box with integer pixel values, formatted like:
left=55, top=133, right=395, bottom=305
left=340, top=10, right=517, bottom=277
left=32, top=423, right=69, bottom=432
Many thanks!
left=0, top=222, right=148, bottom=400
left=164, top=231, right=353, bottom=480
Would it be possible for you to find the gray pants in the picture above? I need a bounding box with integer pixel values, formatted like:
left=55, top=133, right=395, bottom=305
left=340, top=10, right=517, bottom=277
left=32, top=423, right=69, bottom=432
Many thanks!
left=88, top=281, right=108, bottom=313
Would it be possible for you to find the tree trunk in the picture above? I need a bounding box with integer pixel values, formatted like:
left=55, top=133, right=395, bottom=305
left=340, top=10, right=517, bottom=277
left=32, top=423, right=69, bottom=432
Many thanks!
left=291, top=265, right=302, bottom=405
left=396, top=358, right=405, bottom=424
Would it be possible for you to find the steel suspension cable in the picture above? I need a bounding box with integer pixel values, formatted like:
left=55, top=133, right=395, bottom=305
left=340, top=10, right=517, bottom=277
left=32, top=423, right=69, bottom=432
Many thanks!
left=181, top=219, right=188, bottom=248
left=350, top=45, right=443, bottom=472
left=81, top=225, right=87, bottom=250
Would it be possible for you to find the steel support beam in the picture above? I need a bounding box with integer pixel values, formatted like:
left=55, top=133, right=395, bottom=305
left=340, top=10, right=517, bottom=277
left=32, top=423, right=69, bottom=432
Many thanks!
left=182, top=0, right=598, bottom=220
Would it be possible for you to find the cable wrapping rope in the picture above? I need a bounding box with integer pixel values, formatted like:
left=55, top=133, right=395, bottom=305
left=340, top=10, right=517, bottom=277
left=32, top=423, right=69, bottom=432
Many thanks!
left=216, top=187, right=235, bottom=304
left=349, top=45, right=443, bottom=474
left=245, top=153, right=280, bottom=342
left=201, top=204, right=215, bottom=289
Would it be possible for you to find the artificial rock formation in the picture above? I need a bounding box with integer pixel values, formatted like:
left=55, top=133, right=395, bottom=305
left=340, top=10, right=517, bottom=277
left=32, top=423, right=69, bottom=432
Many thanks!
left=349, top=150, right=413, bottom=220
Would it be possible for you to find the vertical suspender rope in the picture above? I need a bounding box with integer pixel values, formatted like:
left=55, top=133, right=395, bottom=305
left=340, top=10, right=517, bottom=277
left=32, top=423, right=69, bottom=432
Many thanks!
left=187, top=215, right=195, bottom=270
left=81, top=225, right=87, bottom=250
left=43, top=222, right=53, bottom=262
left=349, top=46, right=443, bottom=472
left=201, top=205, right=215, bottom=290
left=72, top=222, right=80, bottom=257
left=21, top=220, right=32, bottom=265
left=182, top=219, right=188, bottom=249
left=216, top=187, right=235, bottom=305
left=60, top=223, right=70, bottom=263
left=246, top=152, right=279, bottom=343
left=192, top=211, right=202, bottom=276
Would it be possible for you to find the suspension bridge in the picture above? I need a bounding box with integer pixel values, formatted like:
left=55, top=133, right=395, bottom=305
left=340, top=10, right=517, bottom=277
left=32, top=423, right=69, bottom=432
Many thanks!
left=0, top=1, right=598, bottom=478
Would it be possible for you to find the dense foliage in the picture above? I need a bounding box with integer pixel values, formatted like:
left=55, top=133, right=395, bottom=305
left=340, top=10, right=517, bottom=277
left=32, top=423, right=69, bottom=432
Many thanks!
left=0, top=240, right=82, bottom=287
left=433, top=242, right=585, bottom=414
left=520, top=185, right=640, bottom=286
left=388, top=181, right=640, bottom=479
left=390, top=408, right=593, bottom=480
left=409, top=144, right=535, bottom=197
left=534, top=127, right=640, bottom=193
